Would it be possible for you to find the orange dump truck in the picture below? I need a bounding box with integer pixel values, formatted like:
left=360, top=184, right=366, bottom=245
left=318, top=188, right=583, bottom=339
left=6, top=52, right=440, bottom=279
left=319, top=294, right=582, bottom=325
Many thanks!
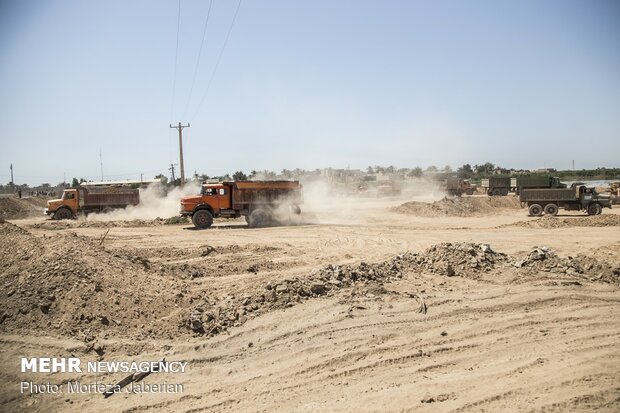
left=45, top=186, right=140, bottom=220
left=180, top=181, right=303, bottom=229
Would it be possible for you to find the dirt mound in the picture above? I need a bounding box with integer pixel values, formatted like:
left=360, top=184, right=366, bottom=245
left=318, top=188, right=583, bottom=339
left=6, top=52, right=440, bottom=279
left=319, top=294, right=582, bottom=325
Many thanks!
left=186, top=256, right=413, bottom=336
left=504, top=214, right=620, bottom=229
left=29, top=216, right=190, bottom=230
left=0, top=196, right=49, bottom=219
left=513, top=246, right=620, bottom=285
left=393, top=196, right=521, bottom=217
left=0, top=221, right=189, bottom=343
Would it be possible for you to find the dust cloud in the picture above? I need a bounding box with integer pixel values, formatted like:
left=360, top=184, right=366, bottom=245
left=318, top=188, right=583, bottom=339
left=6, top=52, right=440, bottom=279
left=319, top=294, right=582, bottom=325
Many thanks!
left=291, top=178, right=445, bottom=226
left=86, top=182, right=200, bottom=221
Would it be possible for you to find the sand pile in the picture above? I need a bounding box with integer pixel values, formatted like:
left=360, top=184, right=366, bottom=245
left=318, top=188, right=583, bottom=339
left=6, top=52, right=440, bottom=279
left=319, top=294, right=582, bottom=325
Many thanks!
left=393, top=196, right=521, bottom=217
left=505, top=214, right=620, bottom=229
left=0, top=196, right=49, bottom=219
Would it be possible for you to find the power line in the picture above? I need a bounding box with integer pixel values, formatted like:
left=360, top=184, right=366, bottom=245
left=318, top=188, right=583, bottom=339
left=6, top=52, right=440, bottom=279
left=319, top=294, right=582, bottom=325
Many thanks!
left=169, top=0, right=182, bottom=122
left=181, top=0, right=213, bottom=119
left=191, top=0, right=242, bottom=120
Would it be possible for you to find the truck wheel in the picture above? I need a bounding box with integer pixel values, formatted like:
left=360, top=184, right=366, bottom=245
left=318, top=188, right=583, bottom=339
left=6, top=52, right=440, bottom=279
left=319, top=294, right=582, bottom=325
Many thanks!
left=192, top=210, right=213, bottom=229
left=248, top=209, right=270, bottom=228
left=53, top=208, right=73, bottom=220
left=491, top=188, right=500, bottom=196
left=500, top=188, right=509, bottom=196
left=587, top=203, right=602, bottom=216
left=544, top=203, right=559, bottom=216
left=528, top=204, right=543, bottom=217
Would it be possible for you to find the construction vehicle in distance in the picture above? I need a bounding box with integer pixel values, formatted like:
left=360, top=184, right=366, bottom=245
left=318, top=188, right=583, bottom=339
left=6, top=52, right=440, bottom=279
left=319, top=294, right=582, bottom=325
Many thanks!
left=511, top=176, right=566, bottom=194
left=519, top=184, right=612, bottom=216
left=180, top=181, right=303, bottom=229
left=445, top=177, right=475, bottom=197
left=45, top=186, right=140, bottom=220
left=480, top=177, right=511, bottom=196
left=376, top=180, right=403, bottom=197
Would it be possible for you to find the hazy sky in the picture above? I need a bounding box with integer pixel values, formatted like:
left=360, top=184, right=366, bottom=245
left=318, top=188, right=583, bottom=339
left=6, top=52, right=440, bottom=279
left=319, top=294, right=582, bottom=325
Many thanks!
left=1, top=0, right=619, bottom=185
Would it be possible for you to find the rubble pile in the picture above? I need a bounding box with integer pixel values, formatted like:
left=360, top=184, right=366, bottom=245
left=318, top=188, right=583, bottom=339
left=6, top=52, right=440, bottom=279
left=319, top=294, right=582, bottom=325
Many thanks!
left=411, top=243, right=507, bottom=278
left=393, top=196, right=521, bottom=217
left=514, top=246, right=620, bottom=284
left=185, top=255, right=415, bottom=336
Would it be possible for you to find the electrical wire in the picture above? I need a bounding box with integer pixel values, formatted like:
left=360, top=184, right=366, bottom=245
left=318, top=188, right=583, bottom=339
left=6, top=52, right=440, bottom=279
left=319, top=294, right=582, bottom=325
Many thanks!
left=191, top=0, right=242, bottom=120
left=181, top=0, right=213, bottom=119
left=169, top=0, right=182, bottom=122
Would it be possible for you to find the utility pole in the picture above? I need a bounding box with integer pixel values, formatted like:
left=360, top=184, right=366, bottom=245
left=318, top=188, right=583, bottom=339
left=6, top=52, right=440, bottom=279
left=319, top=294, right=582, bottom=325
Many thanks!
left=169, top=163, right=177, bottom=182
left=169, top=122, right=190, bottom=186
left=99, top=148, right=104, bottom=181
left=10, top=164, right=14, bottom=186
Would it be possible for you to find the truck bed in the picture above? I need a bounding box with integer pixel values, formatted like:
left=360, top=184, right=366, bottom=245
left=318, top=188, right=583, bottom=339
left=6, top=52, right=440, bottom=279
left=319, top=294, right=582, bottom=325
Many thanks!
left=80, top=187, right=140, bottom=207
left=228, top=181, right=303, bottom=210
left=519, top=188, right=575, bottom=202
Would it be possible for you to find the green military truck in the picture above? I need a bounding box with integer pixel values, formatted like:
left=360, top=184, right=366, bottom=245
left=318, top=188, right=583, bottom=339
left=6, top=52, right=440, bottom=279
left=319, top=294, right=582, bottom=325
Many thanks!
left=480, top=177, right=511, bottom=196
left=511, top=176, right=565, bottom=194
left=519, top=184, right=612, bottom=216
left=482, top=175, right=566, bottom=196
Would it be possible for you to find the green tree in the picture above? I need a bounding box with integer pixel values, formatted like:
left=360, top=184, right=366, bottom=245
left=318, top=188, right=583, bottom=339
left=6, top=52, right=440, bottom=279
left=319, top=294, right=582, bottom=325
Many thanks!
left=457, top=164, right=474, bottom=179
left=233, top=171, right=248, bottom=181
left=154, top=174, right=168, bottom=185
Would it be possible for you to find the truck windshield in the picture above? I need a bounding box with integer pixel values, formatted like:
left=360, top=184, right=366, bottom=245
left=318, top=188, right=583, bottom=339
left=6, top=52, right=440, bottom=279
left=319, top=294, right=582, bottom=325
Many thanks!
left=62, top=191, right=75, bottom=200
left=201, top=187, right=217, bottom=196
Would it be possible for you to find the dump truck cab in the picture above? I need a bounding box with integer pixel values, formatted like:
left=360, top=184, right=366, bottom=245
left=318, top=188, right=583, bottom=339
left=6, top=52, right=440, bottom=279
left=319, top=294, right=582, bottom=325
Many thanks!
left=180, top=183, right=234, bottom=219
left=45, top=189, right=79, bottom=219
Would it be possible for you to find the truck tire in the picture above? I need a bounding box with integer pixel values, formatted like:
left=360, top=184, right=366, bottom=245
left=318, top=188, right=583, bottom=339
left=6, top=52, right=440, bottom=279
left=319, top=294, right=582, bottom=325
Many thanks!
left=544, top=203, right=559, bottom=216
left=528, top=204, right=543, bottom=217
left=500, top=188, right=509, bottom=196
left=248, top=209, right=270, bottom=228
left=192, top=209, right=213, bottom=229
left=587, top=203, right=602, bottom=216
left=491, top=188, right=500, bottom=196
left=53, top=207, right=73, bottom=220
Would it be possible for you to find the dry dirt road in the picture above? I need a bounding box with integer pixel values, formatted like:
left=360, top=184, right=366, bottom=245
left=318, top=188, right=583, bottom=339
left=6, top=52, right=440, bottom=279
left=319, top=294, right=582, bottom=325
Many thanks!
left=1, top=197, right=619, bottom=412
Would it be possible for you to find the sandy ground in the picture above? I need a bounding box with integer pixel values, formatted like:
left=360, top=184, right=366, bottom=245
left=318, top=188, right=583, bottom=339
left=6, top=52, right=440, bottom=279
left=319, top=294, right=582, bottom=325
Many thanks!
left=1, top=196, right=619, bottom=412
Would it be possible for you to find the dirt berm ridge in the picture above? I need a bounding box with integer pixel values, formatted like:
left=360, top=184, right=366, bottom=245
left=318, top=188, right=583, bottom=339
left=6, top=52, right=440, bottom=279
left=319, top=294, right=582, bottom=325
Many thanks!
left=1, top=220, right=618, bottom=348
left=393, top=196, right=522, bottom=217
